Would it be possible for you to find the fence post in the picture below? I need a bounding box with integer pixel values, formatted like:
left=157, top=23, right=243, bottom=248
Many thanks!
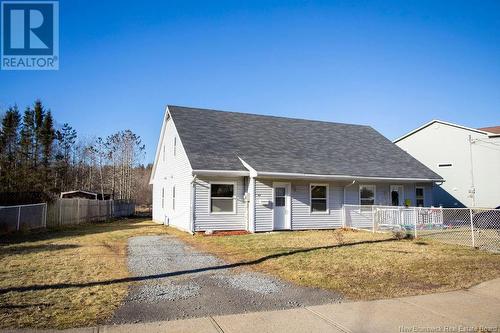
left=77, top=199, right=80, bottom=224
left=59, top=199, right=62, bottom=226
left=413, top=207, right=418, bottom=238
left=371, top=206, right=375, bottom=233
left=470, top=208, right=475, bottom=248
left=43, top=203, right=47, bottom=228
left=342, top=205, right=345, bottom=228
left=17, top=206, right=21, bottom=231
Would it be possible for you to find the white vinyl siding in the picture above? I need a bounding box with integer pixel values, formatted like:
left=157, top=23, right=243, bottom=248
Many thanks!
left=151, top=115, right=192, bottom=232
left=193, top=177, right=247, bottom=231
left=291, top=181, right=343, bottom=230
left=255, top=179, right=274, bottom=232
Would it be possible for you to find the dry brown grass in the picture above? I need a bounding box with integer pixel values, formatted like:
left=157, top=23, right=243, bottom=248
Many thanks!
left=0, top=218, right=168, bottom=329
left=176, top=228, right=500, bottom=300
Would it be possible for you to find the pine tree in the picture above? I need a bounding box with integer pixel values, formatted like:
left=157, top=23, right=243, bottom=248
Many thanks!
left=40, top=110, right=55, bottom=190
left=0, top=106, right=21, bottom=191
left=19, top=107, right=35, bottom=191
left=33, top=100, right=45, bottom=171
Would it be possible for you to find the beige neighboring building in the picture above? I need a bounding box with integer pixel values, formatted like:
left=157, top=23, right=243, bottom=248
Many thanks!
left=395, top=120, right=500, bottom=208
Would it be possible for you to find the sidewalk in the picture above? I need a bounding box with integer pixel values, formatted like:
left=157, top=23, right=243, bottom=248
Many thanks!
left=7, top=278, right=500, bottom=333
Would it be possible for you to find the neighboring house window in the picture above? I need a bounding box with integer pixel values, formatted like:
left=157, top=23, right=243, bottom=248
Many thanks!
left=416, top=187, right=425, bottom=207
left=174, top=137, right=177, bottom=156
left=172, top=186, right=175, bottom=210
left=310, top=184, right=328, bottom=213
left=161, top=187, right=164, bottom=209
left=163, top=144, right=165, bottom=162
left=210, top=183, right=235, bottom=213
left=360, top=185, right=375, bottom=205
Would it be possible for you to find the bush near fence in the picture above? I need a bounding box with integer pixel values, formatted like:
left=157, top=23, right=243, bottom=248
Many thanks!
left=0, top=199, right=135, bottom=233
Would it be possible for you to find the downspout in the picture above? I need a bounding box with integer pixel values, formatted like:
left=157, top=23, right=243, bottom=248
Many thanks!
left=343, top=180, right=357, bottom=205
left=189, top=175, right=197, bottom=235
left=342, top=180, right=356, bottom=228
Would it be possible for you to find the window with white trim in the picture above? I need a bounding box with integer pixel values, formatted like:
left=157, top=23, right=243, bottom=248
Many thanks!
left=210, top=183, right=235, bottom=213
left=163, top=144, right=165, bottom=162
left=173, top=137, right=177, bottom=156
left=172, top=186, right=175, bottom=210
left=360, top=185, right=375, bottom=206
left=310, top=184, right=328, bottom=213
left=416, top=187, right=425, bottom=207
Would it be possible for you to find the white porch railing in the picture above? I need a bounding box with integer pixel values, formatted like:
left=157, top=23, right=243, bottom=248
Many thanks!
left=342, top=204, right=500, bottom=252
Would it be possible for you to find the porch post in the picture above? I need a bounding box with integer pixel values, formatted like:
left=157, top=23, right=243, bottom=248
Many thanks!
left=248, top=176, right=256, bottom=233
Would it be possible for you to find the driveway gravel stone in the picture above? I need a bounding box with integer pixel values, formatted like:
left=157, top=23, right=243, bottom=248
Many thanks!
left=110, top=235, right=342, bottom=324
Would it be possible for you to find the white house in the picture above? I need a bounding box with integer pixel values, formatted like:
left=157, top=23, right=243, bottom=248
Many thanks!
left=150, top=106, right=443, bottom=233
left=395, top=120, right=500, bottom=208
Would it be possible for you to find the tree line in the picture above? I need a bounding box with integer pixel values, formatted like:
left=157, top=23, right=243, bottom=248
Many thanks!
left=0, top=100, right=151, bottom=204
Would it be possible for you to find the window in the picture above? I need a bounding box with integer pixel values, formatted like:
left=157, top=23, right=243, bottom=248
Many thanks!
left=162, top=144, right=165, bottom=162
left=210, top=183, right=235, bottom=213
left=416, top=187, right=425, bottom=207
left=172, top=186, right=175, bottom=210
left=173, top=137, right=177, bottom=156
left=161, top=187, right=164, bottom=209
left=275, top=187, right=286, bottom=207
left=360, top=185, right=375, bottom=206
left=310, top=184, right=328, bottom=213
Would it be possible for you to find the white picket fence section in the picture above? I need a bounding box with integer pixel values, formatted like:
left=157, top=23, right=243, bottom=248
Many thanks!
left=0, top=199, right=135, bottom=233
left=343, top=204, right=500, bottom=252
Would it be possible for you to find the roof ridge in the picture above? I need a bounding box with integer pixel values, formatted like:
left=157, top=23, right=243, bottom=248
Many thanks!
left=167, top=105, right=372, bottom=129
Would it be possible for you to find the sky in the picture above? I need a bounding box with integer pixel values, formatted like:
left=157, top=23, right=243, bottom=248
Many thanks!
left=1, top=0, right=499, bottom=163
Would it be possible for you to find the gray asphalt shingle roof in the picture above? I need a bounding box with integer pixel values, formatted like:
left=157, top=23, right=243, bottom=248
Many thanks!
left=168, top=105, right=442, bottom=180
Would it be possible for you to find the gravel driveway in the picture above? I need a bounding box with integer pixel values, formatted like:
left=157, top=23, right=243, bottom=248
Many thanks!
left=110, top=235, right=342, bottom=324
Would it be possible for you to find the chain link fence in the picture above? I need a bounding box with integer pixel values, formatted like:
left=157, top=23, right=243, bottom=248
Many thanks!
left=1, top=199, right=135, bottom=234
left=343, top=204, right=500, bottom=252
left=0, top=203, right=47, bottom=233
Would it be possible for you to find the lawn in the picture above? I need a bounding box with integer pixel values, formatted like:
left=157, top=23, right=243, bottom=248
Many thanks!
left=176, top=228, right=500, bottom=301
left=0, top=218, right=168, bottom=329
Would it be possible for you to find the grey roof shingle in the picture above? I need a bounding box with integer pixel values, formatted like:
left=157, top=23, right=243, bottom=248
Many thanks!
left=168, top=105, right=442, bottom=180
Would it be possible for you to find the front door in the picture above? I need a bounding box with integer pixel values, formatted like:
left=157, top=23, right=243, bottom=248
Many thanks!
left=273, top=183, right=290, bottom=230
left=390, top=185, right=404, bottom=206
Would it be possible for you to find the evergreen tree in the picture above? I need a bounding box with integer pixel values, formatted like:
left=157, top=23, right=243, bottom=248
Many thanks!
left=0, top=106, right=21, bottom=191
left=33, top=100, right=45, bottom=170
left=40, top=110, right=55, bottom=190
left=19, top=107, right=35, bottom=191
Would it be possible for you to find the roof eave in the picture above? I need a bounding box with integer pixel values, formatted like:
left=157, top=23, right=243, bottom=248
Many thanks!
left=192, top=169, right=250, bottom=177
left=256, top=171, right=443, bottom=183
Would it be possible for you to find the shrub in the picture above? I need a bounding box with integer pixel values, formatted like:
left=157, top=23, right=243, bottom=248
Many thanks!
left=333, top=230, right=345, bottom=245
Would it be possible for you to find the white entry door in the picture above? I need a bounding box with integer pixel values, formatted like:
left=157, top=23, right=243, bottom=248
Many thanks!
left=273, top=183, right=290, bottom=230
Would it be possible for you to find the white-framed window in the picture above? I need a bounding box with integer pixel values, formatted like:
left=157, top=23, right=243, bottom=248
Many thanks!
left=209, top=182, right=236, bottom=214
left=172, top=186, right=176, bottom=210
left=163, top=144, right=166, bottom=162
left=173, top=137, right=177, bottom=156
left=416, top=186, right=425, bottom=207
left=310, top=184, right=328, bottom=213
left=161, top=187, right=165, bottom=209
left=359, top=185, right=376, bottom=206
